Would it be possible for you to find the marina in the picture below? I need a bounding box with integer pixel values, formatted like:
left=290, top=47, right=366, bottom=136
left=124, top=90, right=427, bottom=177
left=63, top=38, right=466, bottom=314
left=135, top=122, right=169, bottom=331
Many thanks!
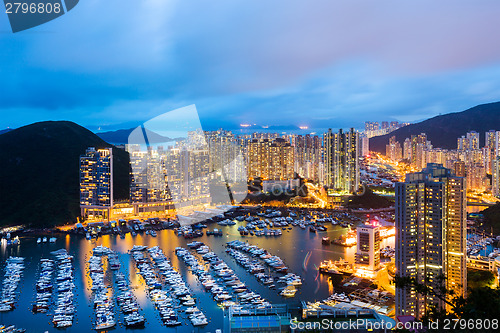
left=0, top=257, right=24, bottom=312
left=0, top=211, right=395, bottom=332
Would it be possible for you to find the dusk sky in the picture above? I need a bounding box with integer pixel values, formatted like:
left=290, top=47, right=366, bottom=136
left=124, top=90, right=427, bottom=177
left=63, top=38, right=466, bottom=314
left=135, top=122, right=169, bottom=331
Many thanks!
left=2, top=0, right=500, bottom=131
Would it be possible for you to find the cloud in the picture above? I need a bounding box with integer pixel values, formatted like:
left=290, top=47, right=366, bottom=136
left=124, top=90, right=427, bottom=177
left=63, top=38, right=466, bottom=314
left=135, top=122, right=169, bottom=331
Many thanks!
left=1, top=0, right=500, bottom=130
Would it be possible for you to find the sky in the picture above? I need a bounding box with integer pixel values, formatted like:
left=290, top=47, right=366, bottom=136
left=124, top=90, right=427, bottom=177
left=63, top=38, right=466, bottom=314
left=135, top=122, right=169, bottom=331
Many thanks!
left=2, top=0, right=500, bottom=132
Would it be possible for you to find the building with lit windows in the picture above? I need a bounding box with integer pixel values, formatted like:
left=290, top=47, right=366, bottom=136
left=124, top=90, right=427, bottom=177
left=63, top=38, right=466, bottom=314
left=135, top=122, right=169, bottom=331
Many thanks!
left=294, top=134, right=322, bottom=182
left=247, top=138, right=294, bottom=181
left=80, top=147, right=114, bottom=220
left=355, top=224, right=381, bottom=276
left=395, top=163, right=466, bottom=319
left=129, top=147, right=171, bottom=204
left=493, top=156, right=500, bottom=197
left=205, top=129, right=246, bottom=182
left=386, top=136, right=402, bottom=162
left=323, top=128, right=359, bottom=193
left=410, top=133, right=429, bottom=168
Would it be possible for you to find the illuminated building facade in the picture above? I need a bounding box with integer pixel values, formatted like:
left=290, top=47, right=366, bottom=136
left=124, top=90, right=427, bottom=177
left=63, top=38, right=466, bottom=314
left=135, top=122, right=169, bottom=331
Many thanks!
left=493, top=156, right=500, bottom=197
left=386, top=136, right=402, bottom=162
left=247, top=138, right=294, bottom=180
left=323, top=128, right=359, bottom=193
left=129, top=147, right=171, bottom=204
left=360, top=134, right=369, bottom=157
left=355, top=224, right=380, bottom=274
left=164, top=147, right=210, bottom=205
left=205, top=129, right=245, bottom=182
left=410, top=133, right=429, bottom=168
left=294, top=134, right=322, bottom=182
left=395, top=163, right=466, bottom=319
left=80, top=147, right=113, bottom=220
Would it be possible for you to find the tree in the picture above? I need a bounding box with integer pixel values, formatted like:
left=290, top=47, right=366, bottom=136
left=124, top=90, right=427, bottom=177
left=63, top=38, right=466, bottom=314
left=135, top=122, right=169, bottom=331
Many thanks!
left=394, top=274, right=500, bottom=331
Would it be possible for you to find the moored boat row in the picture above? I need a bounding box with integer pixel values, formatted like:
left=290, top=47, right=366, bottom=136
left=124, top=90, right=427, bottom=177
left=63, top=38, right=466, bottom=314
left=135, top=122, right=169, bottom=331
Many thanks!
left=51, top=249, right=76, bottom=328
left=33, top=258, right=54, bottom=313
left=226, top=240, right=303, bottom=297
left=0, top=257, right=25, bottom=312
left=114, top=271, right=145, bottom=328
left=88, top=253, right=116, bottom=330
left=148, top=246, right=209, bottom=327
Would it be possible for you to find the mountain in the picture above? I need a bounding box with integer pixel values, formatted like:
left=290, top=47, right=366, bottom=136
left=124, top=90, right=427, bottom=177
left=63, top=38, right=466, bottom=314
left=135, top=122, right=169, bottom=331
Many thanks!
left=370, top=101, right=500, bottom=153
left=96, top=127, right=176, bottom=144
left=480, top=203, right=500, bottom=234
left=0, top=121, right=130, bottom=227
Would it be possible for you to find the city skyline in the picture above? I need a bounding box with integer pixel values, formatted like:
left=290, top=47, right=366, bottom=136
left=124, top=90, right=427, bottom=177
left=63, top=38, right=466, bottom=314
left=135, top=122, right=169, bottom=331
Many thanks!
left=2, top=1, right=500, bottom=131
left=2, top=2, right=500, bottom=330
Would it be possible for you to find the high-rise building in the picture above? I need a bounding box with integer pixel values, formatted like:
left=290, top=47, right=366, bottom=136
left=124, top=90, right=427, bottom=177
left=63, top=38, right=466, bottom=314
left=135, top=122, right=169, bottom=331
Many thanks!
left=164, top=147, right=210, bottom=204
left=486, top=130, right=500, bottom=173
left=457, top=135, right=468, bottom=151
left=395, top=164, right=466, bottom=319
left=403, top=138, right=411, bottom=160
left=386, top=136, right=402, bottom=161
left=80, top=147, right=114, bottom=220
left=293, top=134, right=322, bottom=181
left=323, top=128, right=359, bottom=193
left=410, top=133, right=428, bottom=167
left=269, top=138, right=295, bottom=180
left=365, top=121, right=379, bottom=132
left=452, top=160, right=466, bottom=177
left=355, top=224, right=381, bottom=275
left=129, top=148, right=171, bottom=204
left=466, top=163, right=487, bottom=192
left=492, top=156, right=500, bottom=197
left=360, top=134, right=369, bottom=157
left=247, top=138, right=294, bottom=181
left=205, top=129, right=245, bottom=182
left=467, top=131, right=480, bottom=150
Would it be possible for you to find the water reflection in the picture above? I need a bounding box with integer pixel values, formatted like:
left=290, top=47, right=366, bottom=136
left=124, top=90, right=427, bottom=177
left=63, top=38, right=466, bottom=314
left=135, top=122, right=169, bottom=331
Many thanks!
left=0, top=223, right=395, bottom=332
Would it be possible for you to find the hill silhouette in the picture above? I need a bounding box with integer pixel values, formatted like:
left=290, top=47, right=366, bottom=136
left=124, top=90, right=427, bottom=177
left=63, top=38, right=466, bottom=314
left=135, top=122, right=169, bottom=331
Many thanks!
left=370, top=101, right=500, bottom=153
left=0, top=121, right=130, bottom=227
left=96, top=127, right=177, bottom=144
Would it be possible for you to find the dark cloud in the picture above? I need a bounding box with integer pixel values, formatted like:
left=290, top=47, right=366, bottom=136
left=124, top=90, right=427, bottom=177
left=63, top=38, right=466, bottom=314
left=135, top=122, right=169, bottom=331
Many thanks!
left=1, top=0, right=500, bottom=130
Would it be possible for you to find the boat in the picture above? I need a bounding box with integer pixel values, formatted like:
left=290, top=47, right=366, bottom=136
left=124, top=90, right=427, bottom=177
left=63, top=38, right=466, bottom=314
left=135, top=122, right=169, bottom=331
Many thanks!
left=42, top=237, right=47, bottom=243
left=37, top=238, right=41, bottom=244
left=95, top=319, right=116, bottom=330
left=318, top=259, right=353, bottom=275
left=322, top=237, right=330, bottom=245
left=49, top=237, right=57, bottom=243
left=280, top=285, right=297, bottom=297
left=124, top=313, right=145, bottom=328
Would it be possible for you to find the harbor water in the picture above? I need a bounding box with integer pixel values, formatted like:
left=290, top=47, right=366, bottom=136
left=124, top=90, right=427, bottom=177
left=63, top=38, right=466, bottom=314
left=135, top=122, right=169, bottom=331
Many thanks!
left=0, top=223, right=394, bottom=332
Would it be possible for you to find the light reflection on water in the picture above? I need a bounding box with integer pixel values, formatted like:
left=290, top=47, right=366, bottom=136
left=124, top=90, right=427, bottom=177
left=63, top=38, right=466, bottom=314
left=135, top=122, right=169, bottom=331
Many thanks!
left=0, top=223, right=394, bottom=332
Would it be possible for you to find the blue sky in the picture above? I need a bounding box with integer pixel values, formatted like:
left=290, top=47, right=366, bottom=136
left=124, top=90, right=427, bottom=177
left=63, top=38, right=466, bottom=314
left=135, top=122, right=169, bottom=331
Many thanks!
left=2, top=0, right=500, bottom=131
